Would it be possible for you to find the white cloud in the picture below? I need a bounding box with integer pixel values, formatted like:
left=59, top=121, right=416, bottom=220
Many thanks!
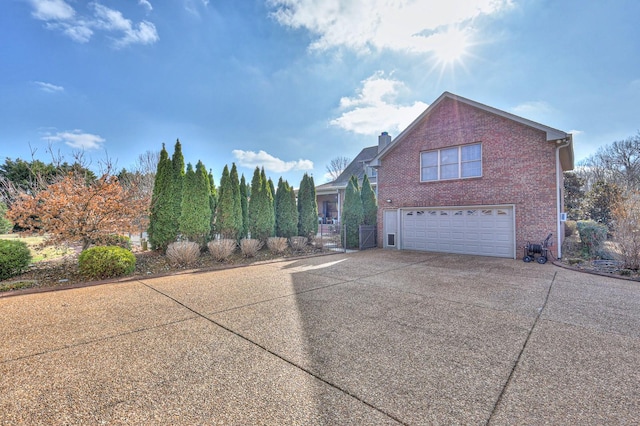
left=138, top=0, right=153, bottom=12
left=92, top=4, right=159, bottom=47
left=29, top=0, right=75, bottom=21
left=268, top=0, right=512, bottom=54
left=512, top=100, right=552, bottom=116
left=34, top=81, right=64, bottom=93
left=45, top=130, right=105, bottom=150
left=511, top=100, right=559, bottom=124
left=330, top=72, right=427, bottom=135
left=232, top=150, right=314, bottom=173
left=26, top=0, right=158, bottom=47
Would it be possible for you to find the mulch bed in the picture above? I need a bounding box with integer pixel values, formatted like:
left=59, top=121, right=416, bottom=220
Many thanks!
left=1, top=246, right=331, bottom=295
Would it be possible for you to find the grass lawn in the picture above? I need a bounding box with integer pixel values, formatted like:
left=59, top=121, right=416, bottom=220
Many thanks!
left=0, top=233, right=74, bottom=263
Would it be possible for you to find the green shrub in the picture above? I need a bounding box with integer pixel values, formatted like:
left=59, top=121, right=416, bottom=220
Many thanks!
left=564, top=220, right=577, bottom=238
left=0, top=239, right=32, bottom=280
left=0, top=202, right=12, bottom=234
left=78, top=246, right=136, bottom=280
left=576, top=220, right=608, bottom=258
left=93, top=234, right=132, bottom=250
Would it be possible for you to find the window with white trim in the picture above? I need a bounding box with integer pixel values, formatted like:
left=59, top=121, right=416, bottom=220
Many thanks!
left=421, top=143, right=482, bottom=181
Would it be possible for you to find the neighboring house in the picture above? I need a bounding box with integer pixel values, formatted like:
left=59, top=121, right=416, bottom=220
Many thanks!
left=315, top=135, right=389, bottom=224
left=369, top=92, right=574, bottom=259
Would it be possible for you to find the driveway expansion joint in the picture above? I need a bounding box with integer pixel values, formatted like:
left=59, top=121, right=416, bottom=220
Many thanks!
left=0, top=316, right=198, bottom=365
left=486, top=271, right=557, bottom=425
left=139, top=279, right=408, bottom=425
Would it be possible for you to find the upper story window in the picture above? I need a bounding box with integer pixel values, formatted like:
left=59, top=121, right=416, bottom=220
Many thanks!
left=420, top=143, right=482, bottom=182
left=366, top=165, right=377, bottom=178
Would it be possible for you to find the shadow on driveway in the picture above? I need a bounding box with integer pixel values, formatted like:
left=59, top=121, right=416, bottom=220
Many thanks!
left=1, top=249, right=639, bottom=424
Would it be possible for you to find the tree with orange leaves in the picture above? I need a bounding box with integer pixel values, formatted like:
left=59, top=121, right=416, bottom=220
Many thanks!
left=8, top=172, right=145, bottom=251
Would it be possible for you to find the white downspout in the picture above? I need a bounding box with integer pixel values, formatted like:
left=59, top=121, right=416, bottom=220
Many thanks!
left=556, top=138, right=571, bottom=258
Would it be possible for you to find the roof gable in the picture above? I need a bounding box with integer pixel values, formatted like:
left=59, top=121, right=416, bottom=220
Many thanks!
left=370, top=91, right=574, bottom=170
left=316, top=146, right=378, bottom=192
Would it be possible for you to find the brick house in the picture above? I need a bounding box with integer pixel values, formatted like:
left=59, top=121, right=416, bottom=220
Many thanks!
left=315, top=141, right=385, bottom=224
left=369, top=92, right=574, bottom=259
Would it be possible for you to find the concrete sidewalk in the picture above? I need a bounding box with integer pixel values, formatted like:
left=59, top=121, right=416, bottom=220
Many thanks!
left=1, top=249, right=639, bottom=424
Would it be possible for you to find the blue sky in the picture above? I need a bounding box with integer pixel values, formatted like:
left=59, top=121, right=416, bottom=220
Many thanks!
left=1, top=0, right=639, bottom=186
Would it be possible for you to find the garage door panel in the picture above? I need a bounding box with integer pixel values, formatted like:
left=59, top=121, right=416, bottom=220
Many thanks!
left=451, top=231, right=465, bottom=241
left=401, top=207, right=514, bottom=258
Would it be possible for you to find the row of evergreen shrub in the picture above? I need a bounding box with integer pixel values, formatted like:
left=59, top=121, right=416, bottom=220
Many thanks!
left=147, top=141, right=322, bottom=252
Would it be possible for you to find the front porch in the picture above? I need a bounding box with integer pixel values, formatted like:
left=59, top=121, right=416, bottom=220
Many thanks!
left=317, top=193, right=340, bottom=225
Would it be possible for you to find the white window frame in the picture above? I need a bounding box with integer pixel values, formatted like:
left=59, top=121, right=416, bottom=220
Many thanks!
left=420, top=143, right=482, bottom=182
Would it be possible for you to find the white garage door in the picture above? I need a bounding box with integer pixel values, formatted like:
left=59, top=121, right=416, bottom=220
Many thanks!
left=401, top=206, right=515, bottom=258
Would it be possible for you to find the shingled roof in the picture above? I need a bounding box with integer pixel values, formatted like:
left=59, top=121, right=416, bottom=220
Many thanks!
left=316, top=145, right=379, bottom=193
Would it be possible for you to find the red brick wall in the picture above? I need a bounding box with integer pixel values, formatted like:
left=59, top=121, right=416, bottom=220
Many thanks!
left=377, top=97, right=559, bottom=257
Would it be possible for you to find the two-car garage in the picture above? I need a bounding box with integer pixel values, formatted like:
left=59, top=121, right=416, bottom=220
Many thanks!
left=383, top=205, right=515, bottom=258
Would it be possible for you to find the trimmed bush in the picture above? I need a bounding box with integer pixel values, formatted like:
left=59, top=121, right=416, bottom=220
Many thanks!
left=93, top=234, right=132, bottom=250
left=166, top=241, right=200, bottom=267
left=208, top=239, right=237, bottom=262
left=576, top=220, right=608, bottom=258
left=240, top=238, right=263, bottom=257
left=289, top=236, right=308, bottom=251
left=78, top=246, right=135, bottom=280
left=267, top=237, right=288, bottom=254
left=0, top=239, right=32, bottom=280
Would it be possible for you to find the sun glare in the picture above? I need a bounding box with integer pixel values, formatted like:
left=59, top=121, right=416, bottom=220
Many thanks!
left=432, top=27, right=470, bottom=67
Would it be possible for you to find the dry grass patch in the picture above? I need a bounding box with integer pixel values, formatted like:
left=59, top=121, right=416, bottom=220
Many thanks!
left=240, top=238, right=263, bottom=257
left=166, top=241, right=200, bottom=267
left=267, top=237, right=288, bottom=254
left=207, top=239, right=237, bottom=261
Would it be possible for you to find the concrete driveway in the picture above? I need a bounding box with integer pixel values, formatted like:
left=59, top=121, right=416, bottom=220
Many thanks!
left=1, top=249, right=639, bottom=425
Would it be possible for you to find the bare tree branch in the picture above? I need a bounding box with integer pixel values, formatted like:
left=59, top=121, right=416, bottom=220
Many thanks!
left=325, top=156, right=351, bottom=181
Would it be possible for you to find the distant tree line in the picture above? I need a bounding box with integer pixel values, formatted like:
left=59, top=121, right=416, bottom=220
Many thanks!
left=565, top=131, right=640, bottom=225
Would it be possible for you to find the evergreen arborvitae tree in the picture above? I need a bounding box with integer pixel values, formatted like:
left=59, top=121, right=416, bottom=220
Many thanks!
left=341, top=176, right=364, bottom=249
left=297, top=173, right=318, bottom=238
left=268, top=177, right=276, bottom=212
left=229, top=163, right=243, bottom=240
left=308, top=174, right=318, bottom=235
left=275, top=177, right=298, bottom=238
left=240, top=174, right=248, bottom=239
left=248, top=167, right=261, bottom=239
left=247, top=167, right=274, bottom=242
left=262, top=169, right=276, bottom=239
left=586, top=180, right=622, bottom=228
left=168, top=139, right=185, bottom=242
left=563, top=171, right=585, bottom=220
left=179, top=161, right=212, bottom=246
left=148, top=144, right=174, bottom=251
left=361, top=174, right=377, bottom=226
left=208, top=169, right=217, bottom=238
left=215, top=165, right=236, bottom=239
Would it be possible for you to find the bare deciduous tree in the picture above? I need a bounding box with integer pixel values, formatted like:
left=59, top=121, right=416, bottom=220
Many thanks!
left=325, top=156, right=351, bottom=181
left=577, top=132, right=640, bottom=193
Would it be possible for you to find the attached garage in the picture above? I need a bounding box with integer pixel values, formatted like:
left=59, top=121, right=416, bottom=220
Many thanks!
left=385, top=205, right=515, bottom=258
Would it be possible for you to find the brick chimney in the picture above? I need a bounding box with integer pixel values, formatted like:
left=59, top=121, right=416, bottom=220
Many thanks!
left=378, top=131, right=391, bottom=153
